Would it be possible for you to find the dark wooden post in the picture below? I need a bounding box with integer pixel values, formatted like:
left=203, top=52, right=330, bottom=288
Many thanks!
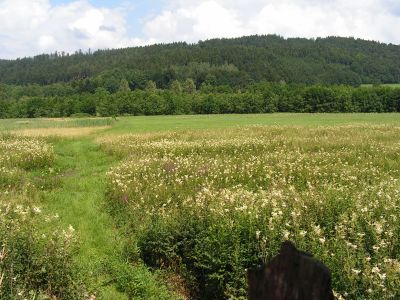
left=248, top=241, right=334, bottom=300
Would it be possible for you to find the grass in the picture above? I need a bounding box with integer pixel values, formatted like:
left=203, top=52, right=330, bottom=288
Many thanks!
left=102, top=123, right=400, bottom=299
left=105, top=113, right=400, bottom=134
left=38, top=138, right=178, bottom=299
left=12, top=126, right=110, bottom=138
left=0, top=117, right=115, bottom=131
left=40, top=138, right=126, bottom=298
left=1, top=113, right=400, bottom=299
left=2, top=114, right=399, bottom=135
left=361, top=83, right=400, bottom=88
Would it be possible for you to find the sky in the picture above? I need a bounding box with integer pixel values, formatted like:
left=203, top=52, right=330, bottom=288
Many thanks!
left=0, top=0, right=400, bottom=59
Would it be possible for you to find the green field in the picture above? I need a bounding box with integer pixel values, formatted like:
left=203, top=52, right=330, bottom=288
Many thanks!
left=1, top=114, right=400, bottom=299
left=0, top=117, right=114, bottom=131
left=361, top=83, right=400, bottom=88
left=107, top=113, right=400, bottom=133
left=2, top=113, right=400, bottom=134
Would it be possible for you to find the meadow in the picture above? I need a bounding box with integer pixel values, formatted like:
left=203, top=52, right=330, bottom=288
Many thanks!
left=0, top=114, right=399, bottom=299
left=361, top=84, right=400, bottom=88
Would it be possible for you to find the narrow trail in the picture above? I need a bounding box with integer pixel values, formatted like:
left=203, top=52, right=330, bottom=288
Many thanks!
left=40, top=137, right=128, bottom=299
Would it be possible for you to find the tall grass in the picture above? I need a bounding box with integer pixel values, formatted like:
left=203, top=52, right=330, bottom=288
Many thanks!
left=0, top=118, right=115, bottom=132
left=0, top=135, right=86, bottom=299
left=102, top=125, right=400, bottom=299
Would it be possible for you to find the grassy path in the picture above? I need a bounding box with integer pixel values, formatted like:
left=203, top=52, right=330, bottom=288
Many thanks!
left=39, top=137, right=177, bottom=299
left=40, top=138, right=127, bottom=299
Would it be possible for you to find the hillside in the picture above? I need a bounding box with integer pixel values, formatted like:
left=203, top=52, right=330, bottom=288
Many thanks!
left=1, top=35, right=400, bottom=87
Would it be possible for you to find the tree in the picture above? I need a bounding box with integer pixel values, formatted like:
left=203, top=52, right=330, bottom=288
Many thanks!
left=183, top=78, right=196, bottom=94
left=170, top=80, right=183, bottom=94
left=95, top=88, right=115, bottom=116
left=118, top=79, right=131, bottom=92
left=145, top=80, right=157, bottom=93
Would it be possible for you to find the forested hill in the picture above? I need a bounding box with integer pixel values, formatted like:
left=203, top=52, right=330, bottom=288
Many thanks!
left=1, top=35, right=400, bottom=87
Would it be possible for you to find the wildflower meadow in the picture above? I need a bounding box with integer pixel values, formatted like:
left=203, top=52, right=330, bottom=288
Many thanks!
left=101, top=125, right=400, bottom=299
left=0, top=135, right=85, bottom=299
left=1, top=115, right=399, bottom=299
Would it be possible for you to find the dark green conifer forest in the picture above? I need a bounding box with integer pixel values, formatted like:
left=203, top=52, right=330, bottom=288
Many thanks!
left=0, top=35, right=399, bottom=117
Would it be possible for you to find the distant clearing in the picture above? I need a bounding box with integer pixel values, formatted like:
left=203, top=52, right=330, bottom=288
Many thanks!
left=361, top=83, right=400, bottom=88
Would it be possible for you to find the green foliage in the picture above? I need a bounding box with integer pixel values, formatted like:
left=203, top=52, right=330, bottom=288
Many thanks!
left=95, top=88, right=114, bottom=117
left=0, top=135, right=54, bottom=170
left=0, top=166, right=24, bottom=191
left=0, top=136, right=85, bottom=299
left=0, top=83, right=399, bottom=118
left=104, top=259, right=181, bottom=300
left=30, top=136, right=181, bottom=300
left=1, top=37, right=400, bottom=118
left=70, top=112, right=93, bottom=118
left=118, top=79, right=131, bottom=92
left=182, top=79, right=196, bottom=94
left=169, top=80, right=182, bottom=94
left=145, top=81, right=157, bottom=93
left=1, top=114, right=400, bottom=299
left=2, top=36, right=400, bottom=86
left=102, top=127, right=400, bottom=299
left=0, top=204, right=85, bottom=299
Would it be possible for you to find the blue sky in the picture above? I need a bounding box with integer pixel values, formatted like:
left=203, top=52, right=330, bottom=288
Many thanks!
left=1, top=0, right=400, bottom=59
left=50, top=0, right=164, bottom=36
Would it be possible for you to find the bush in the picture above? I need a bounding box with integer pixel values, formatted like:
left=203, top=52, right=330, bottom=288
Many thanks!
left=0, top=202, right=85, bottom=299
left=70, top=112, right=93, bottom=118
left=0, top=136, right=54, bottom=170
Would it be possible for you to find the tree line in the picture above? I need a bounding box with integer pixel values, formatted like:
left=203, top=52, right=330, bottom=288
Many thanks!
left=1, top=81, right=399, bottom=118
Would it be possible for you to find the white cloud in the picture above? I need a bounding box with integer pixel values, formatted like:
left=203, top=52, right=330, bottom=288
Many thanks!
left=145, top=1, right=248, bottom=42
left=0, top=0, right=400, bottom=59
left=0, top=0, right=148, bottom=59
left=143, top=0, right=400, bottom=45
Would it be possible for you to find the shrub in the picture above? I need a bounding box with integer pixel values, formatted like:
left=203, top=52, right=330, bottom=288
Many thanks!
left=70, top=112, right=93, bottom=118
left=0, top=136, right=54, bottom=170
left=0, top=202, right=85, bottom=299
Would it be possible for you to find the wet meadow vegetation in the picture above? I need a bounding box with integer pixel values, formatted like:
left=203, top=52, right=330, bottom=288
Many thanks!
left=0, top=134, right=84, bottom=299
left=101, top=124, right=400, bottom=299
left=0, top=114, right=399, bottom=299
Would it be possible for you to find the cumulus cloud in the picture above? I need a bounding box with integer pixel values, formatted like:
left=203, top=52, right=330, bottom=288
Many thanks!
left=0, top=0, right=400, bottom=59
left=143, top=0, right=400, bottom=45
left=144, top=2, right=247, bottom=42
left=0, top=0, right=149, bottom=59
